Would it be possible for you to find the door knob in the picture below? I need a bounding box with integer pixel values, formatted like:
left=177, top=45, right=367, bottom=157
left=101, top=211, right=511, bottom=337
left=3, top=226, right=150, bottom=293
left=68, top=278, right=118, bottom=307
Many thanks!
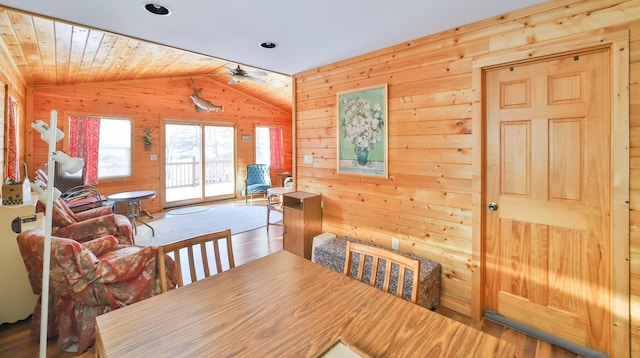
left=488, top=202, right=498, bottom=211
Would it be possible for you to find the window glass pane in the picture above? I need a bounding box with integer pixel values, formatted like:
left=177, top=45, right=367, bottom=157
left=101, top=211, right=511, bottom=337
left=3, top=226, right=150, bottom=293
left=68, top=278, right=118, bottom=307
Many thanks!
left=98, top=118, right=131, bottom=178
left=255, top=127, right=270, bottom=165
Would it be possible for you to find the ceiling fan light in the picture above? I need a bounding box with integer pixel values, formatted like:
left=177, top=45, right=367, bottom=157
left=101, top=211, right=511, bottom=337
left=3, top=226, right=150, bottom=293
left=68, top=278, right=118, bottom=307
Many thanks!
left=231, top=74, right=244, bottom=82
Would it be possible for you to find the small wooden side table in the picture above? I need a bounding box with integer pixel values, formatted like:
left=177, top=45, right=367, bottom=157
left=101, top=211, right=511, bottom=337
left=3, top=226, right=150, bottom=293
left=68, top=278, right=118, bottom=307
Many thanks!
left=282, top=191, right=322, bottom=259
left=276, top=172, right=292, bottom=186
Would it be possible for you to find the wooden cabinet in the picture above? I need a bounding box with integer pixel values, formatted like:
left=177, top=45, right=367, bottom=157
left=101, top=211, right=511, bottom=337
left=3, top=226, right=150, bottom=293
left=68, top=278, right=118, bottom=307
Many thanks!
left=0, top=200, right=43, bottom=324
left=282, top=192, right=321, bottom=259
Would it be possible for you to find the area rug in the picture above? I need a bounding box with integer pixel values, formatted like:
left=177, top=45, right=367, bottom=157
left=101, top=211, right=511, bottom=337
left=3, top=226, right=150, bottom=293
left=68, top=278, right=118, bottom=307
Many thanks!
left=167, top=206, right=210, bottom=215
left=134, top=205, right=282, bottom=246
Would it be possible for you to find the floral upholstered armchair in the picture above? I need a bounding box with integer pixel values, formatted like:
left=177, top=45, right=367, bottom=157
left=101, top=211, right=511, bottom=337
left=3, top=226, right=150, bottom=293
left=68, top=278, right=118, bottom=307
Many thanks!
left=37, top=197, right=135, bottom=245
left=17, top=229, right=176, bottom=353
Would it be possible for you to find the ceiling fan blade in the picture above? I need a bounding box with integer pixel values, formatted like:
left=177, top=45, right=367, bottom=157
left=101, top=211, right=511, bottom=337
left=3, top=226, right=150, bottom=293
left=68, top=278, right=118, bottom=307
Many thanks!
left=246, top=76, right=266, bottom=84
left=246, top=70, right=267, bottom=77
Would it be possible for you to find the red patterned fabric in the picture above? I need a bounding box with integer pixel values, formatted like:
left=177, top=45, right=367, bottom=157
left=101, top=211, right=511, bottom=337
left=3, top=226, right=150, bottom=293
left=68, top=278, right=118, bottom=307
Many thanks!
left=38, top=198, right=135, bottom=245
left=269, top=127, right=283, bottom=170
left=52, top=214, right=135, bottom=246
left=6, top=96, right=19, bottom=181
left=69, top=115, right=100, bottom=185
left=17, top=229, right=176, bottom=353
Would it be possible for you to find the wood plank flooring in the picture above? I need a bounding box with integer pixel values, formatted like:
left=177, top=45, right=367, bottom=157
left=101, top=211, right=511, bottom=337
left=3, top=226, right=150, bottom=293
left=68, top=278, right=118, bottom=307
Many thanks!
left=0, top=200, right=578, bottom=357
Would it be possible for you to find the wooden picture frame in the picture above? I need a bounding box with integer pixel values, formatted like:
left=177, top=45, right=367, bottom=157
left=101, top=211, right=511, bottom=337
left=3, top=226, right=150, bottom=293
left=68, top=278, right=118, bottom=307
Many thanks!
left=336, top=84, right=388, bottom=178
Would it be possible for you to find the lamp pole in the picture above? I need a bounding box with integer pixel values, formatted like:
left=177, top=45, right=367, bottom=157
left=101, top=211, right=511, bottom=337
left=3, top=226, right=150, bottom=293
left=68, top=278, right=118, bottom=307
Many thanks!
left=39, top=109, right=57, bottom=358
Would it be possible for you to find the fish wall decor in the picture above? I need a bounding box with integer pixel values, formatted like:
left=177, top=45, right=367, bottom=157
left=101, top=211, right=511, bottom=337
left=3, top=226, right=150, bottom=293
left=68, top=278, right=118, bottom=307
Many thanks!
left=189, top=77, right=224, bottom=112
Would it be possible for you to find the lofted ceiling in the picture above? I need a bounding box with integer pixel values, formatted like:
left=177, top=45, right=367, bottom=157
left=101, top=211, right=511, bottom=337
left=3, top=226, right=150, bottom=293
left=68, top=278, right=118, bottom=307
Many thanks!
left=0, top=1, right=548, bottom=112
left=0, top=7, right=294, bottom=112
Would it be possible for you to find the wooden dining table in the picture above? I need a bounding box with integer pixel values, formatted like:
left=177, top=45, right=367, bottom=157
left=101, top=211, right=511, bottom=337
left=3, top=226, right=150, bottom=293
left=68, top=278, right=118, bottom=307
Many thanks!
left=95, top=250, right=515, bottom=357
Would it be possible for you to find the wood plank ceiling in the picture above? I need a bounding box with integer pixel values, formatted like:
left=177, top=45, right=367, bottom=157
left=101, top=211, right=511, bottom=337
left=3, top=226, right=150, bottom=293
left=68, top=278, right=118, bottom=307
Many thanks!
left=0, top=7, right=292, bottom=112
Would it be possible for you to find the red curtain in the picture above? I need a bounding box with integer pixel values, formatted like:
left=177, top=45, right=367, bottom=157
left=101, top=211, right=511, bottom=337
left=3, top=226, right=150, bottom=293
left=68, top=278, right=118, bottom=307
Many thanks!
left=6, top=95, right=19, bottom=181
left=269, top=127, right=283, bottom=170
left=69, top=115, right=100, bottom=185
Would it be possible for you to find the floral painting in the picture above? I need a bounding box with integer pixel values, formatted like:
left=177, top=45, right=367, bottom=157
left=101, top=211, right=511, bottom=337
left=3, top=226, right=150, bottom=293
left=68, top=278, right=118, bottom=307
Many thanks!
left=337, top=84, right=388, bottom=177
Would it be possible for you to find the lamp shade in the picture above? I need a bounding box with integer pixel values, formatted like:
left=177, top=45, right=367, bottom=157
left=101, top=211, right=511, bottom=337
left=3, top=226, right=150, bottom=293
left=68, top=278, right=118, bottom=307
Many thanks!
left=52, top=152, right=84, bottom=174
left=31, top=179, right=61, bottom=203
left=31, top=120, right=64, bottom=143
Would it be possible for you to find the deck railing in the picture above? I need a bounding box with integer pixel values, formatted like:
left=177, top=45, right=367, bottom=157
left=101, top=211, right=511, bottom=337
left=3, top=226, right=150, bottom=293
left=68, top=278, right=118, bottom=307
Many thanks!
left=166, top=159, right=233, bottom=188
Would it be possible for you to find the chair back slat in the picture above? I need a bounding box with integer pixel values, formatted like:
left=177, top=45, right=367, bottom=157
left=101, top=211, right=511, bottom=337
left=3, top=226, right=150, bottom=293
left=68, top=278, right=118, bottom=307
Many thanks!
left=343, top=241, right=420, bottom=303
left=382, top=260, right=393, bottom=293
left=213, top=240, right=222, bottom=273
left=173, top=251, right=184, bottom=288
left=396, top=266, right=406, bottom=298
left=187, top=246, right=197, bottom=284
left=370, top=257, right=380, bottom=287
left=158, top=229, right=235, bottom=292
left=200, top=242, right=211, bottom=277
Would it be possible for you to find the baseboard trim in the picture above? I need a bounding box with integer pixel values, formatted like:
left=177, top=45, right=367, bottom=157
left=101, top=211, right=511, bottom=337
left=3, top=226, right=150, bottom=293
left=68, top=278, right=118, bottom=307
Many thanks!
left=482, top=310, right=608, bottom=358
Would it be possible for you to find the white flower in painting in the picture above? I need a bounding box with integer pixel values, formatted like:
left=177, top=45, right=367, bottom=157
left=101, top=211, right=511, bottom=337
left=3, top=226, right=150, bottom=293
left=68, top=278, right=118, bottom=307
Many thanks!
left=340, top=96, right=383, bottom=152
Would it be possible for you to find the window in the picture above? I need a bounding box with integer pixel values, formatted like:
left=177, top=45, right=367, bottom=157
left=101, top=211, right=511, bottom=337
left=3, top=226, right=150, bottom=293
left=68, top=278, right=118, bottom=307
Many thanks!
left=98, top=119, right=132, bottom=178
left=255, top=126, right=283, bottom=169
left=68, top=116, right=132, bottom=183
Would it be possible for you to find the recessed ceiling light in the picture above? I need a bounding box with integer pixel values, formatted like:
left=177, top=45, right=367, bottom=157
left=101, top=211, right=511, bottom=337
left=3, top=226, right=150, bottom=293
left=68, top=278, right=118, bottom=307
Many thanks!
left=144, top=2, right=171, bottom=16
left=260, top=42, right=277, bottom=49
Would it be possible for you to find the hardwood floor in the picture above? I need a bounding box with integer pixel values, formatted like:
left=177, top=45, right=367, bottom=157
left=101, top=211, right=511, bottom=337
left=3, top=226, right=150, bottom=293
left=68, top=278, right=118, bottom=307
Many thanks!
left=0, top=200, right=577, bottom=357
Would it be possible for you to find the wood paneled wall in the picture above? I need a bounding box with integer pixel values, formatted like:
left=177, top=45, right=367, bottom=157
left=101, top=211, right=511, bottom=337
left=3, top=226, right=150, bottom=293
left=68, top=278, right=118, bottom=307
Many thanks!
left=294, top=0, right=639, bottom=355
left=25, top=76, right=291, bottom=212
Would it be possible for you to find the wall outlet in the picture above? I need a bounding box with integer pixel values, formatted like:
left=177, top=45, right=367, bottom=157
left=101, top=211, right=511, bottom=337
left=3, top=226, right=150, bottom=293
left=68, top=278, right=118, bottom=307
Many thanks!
left=392, top=237, right=399, bottom=250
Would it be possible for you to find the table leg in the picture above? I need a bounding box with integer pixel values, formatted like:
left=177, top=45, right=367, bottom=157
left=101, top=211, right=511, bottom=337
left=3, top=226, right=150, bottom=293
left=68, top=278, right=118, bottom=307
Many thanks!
left=132, top=199, right=155, bottom=237
left=124, top=199, right=155, bottom=237
left=126, top=200, right=138, bottom=234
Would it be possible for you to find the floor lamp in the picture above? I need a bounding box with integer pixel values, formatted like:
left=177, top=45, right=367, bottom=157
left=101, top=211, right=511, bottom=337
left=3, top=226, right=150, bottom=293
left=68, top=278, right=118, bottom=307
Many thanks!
left=30, top=110, right=84, bottom=357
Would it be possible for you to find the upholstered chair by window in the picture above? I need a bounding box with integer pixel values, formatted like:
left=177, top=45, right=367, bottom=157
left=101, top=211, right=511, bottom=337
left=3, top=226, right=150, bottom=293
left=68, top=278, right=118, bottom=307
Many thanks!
left=244, top=164, right=271, bottom=203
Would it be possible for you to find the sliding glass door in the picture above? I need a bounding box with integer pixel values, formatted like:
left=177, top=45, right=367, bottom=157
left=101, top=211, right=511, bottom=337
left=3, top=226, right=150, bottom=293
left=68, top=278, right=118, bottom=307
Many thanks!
left=165, top=121, right=235, bottom=206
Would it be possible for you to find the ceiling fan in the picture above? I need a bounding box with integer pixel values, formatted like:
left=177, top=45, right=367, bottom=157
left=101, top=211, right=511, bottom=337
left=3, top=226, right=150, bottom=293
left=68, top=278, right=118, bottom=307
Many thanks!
left=223, top=65, right=267, bottom=84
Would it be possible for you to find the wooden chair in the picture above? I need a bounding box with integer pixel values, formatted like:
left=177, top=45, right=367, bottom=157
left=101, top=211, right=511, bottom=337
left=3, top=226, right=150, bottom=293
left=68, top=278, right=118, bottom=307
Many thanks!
left=343, top=241, right=420, bottom=303
left=158, top=229, right=235, bottom=292
left=266, top=201, right=283, bottom=232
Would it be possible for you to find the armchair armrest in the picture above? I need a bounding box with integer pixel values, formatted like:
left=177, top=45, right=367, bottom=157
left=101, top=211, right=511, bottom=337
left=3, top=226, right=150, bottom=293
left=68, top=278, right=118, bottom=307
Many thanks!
left=74, top=205, right=113, bottom=221
left=82, top=235, right=120, bottom=257
left=95, top=245, right=158, bottom=283
left=52, top=214, right=134, bottom=245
